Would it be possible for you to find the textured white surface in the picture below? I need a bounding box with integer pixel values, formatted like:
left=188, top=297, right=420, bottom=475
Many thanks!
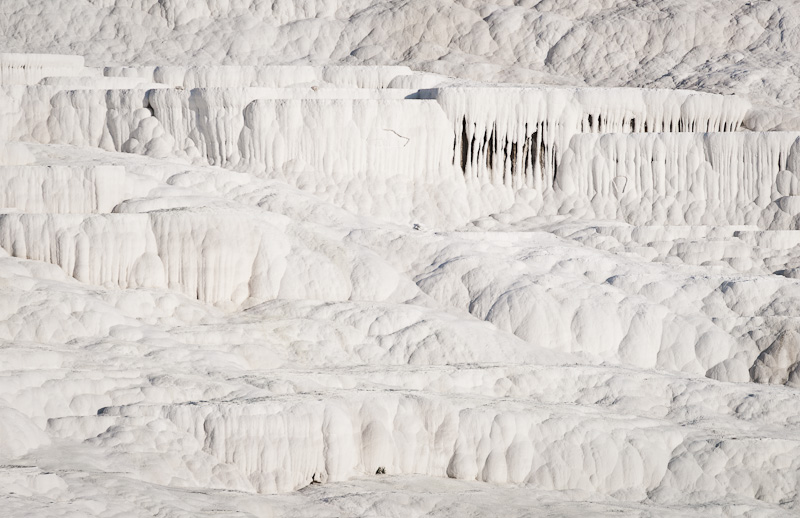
left=2, top=1, right=800, bottom=516
left=0, top=139, right=799, bottom=515
left=4, top=0, right=800, bottom=114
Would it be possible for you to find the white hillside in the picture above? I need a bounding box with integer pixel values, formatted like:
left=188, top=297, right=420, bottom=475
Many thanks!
left=3, top=1, right=800, bottom=117
left=1, top=1, right=800, bottom=516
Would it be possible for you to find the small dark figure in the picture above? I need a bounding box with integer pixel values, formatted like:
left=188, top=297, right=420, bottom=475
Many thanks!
left=311, top=473, right=322, bottom=484
left=412, top=223, right=421, bottom=231
left=375, top=466, right=386, bottom=475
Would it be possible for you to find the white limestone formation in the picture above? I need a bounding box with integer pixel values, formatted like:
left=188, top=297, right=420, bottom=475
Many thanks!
left=558, top=132, right=800, bottom=225
left=0, top=53, right=87, bottom=86
left=0, top=166, right=128, bottom=213
left=3, top=1, right=800, bottom=516
left=125, top=65, right=414, bottom=89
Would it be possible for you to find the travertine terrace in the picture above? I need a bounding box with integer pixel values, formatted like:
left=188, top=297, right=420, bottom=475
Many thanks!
left=2, top=1, right=800, bottom=516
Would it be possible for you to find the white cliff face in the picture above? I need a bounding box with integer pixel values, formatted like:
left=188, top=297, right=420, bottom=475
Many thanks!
left=0, top=165, right=129, bottom=213
left=0, top=54, right=87, bottom=86
left=0, top=209, right=416, bottom=308
left=557, top=132, right=800, bottom=225
left=5, top=79, right=771, bottom=227
left=2, top=2, right=800, bottom=516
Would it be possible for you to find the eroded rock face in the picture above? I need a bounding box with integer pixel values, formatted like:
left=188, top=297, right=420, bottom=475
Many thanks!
left=751, top=330, right=800, bottom=387
left=3, top=2, right=800, bottom=516
left=5, top=1, right=800, bottom=115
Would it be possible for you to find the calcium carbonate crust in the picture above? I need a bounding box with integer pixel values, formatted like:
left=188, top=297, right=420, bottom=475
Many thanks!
left=1, top=1, right=800, bottom=516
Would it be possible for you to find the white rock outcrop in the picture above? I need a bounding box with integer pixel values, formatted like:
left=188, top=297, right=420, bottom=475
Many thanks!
left=2, top=1, right=800, bottom=514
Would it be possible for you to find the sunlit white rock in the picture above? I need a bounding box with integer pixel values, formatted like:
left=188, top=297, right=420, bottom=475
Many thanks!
left=2, top=0, right=800, bottom=515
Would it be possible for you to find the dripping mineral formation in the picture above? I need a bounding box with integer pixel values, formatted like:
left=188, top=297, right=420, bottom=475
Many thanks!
left=2, top=2, right=800, bottom=515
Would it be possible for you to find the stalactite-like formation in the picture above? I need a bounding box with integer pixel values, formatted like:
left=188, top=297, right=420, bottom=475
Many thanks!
left=436, top=86, right=750, bottom=191
left=557, top=132, right=800, bottom=224
left=3, top=60, right=780, bottom=227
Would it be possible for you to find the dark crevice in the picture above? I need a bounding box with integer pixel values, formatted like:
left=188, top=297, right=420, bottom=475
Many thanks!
left=487, top=125, right=495, bottom=170
left=502, top=138, right=509, bottom=184
left=470, top=124, right=477, bottom=176
left=539, top=140, right=546, bottom=179
left=460, top=116, right=468, bottom=174
left=552, top=143, right=558, bottom=184
left=521, top=124, right=531, bottom=183
left=510, top=141, right=518, bottom=181
left=486, top=128, right=494, bottom=171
